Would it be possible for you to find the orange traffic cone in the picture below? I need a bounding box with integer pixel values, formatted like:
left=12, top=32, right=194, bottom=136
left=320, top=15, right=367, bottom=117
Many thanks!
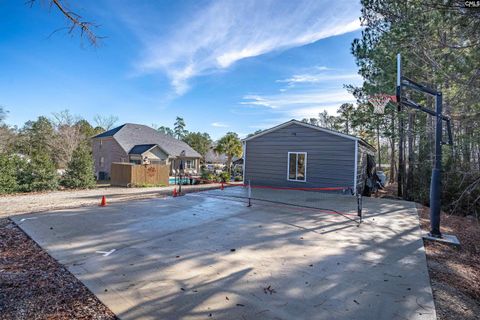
left=221, top=183, right=224, bottom=190
left=173, top=188, right=178, bottom=197
left=99, top=195, right=107, bottom=207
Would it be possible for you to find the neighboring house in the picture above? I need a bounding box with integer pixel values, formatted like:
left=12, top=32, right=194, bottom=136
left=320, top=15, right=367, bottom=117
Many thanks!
left=232, top=157, right=243, bottom=173
left=204, top=147, right=241, bottom=174
left=243, top=120, right=376, bottom=194
left=204, top=147, right=227, bottom=166
left=203, top=147, right=227, bottom=174
left=92, top=123, right=201, bottom=179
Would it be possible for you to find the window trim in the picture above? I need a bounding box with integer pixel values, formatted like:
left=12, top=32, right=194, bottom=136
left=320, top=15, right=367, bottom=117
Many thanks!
left=185, top=159, right=194, bottom=169
left=287, top=152, right=307, bottom=182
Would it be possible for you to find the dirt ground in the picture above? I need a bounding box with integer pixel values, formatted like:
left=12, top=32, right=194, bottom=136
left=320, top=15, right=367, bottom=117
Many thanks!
left=1, top=184, right=478, bottom=319
left=377, top=183, right=480, bottom=320
left=0, top=183, right=225, bottom=218
left=419, top=207, right=480, bottom=320
left=0, top=218, right=117, bottom=320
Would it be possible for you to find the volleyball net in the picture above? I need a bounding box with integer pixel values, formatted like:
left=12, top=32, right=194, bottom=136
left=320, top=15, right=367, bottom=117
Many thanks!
left=180, top=179, right=363, bottom=224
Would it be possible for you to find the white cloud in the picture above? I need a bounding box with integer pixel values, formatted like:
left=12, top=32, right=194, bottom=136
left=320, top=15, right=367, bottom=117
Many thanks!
left=248, top=119, right=289, bottom=130
left=278, top=73, right=362, bottom=85
left=237, top=61, right=362, bottom=127
left=276, top=65, right=362, bottom=90
left=128, top=0, right=361, bottom=94
left=240, top=89, right=356, bottom=119
left=211, top=122, right=229, bottom=128
left=241, top=90, right=354, bottom=108
left=289, top=105, right=342, bottom=118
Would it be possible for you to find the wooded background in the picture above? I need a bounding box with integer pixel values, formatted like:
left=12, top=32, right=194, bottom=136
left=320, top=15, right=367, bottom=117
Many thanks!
left=301, top=1, right=480, bottom=217
left=1, top=1, right=478, bottom=217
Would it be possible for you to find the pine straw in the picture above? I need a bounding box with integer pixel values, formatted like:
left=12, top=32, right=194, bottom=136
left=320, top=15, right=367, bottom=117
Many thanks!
left=376, top=184, right=480, bottom=319
left=0, top=218, right=117, bottom=320
left=419, top=207, right=480, bottom=320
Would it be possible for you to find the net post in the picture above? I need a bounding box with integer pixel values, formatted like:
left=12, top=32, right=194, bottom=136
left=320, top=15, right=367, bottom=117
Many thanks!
left=357, top=192, right=363, bottom=224
left=247, top=180, right=252, bottom=207
left=357, top=195, right=363, bottom=223
left=178, top=174, right=182, bottom=195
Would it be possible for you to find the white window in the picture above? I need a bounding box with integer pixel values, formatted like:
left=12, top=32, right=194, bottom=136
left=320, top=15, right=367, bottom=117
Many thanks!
left=185, top=159, right=194, bottom=169
left=100, top=157, right=105, bottom=168
left=287, top=152, right=307, bottom=182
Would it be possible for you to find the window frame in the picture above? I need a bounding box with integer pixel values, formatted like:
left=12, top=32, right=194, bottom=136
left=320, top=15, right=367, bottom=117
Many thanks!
left=185, top=159, right=194, bottom=169
left=287, top=152, right=307, bottom=182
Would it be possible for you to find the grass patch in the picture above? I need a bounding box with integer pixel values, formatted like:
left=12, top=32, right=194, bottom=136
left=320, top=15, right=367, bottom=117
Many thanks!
left=132, top=183, right=167, bottom=188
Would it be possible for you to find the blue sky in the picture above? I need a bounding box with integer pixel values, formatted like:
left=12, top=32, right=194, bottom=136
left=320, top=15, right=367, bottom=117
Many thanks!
left=0, top=0, right=363, bottom=139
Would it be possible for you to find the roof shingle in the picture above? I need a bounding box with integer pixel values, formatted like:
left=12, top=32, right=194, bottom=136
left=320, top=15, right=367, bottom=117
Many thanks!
left=92, top=123, right=201, bottom=158
left=128, top=144, right=157, bottom=155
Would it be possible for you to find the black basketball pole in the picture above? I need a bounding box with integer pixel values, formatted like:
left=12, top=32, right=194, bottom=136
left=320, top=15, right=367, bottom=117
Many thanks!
left=430, top=92, right=442, bottom=236
left=397, top=54, right=452, bottom=238
left=400, top=87, right=446, bottom=237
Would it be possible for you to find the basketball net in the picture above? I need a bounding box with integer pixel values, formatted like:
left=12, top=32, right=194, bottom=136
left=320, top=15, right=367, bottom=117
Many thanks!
left=368, top=94, right=396, bottom=114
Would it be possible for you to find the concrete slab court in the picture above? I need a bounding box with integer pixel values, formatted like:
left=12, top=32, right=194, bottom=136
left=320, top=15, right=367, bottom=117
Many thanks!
left=12, top=188, right=436, bottom=320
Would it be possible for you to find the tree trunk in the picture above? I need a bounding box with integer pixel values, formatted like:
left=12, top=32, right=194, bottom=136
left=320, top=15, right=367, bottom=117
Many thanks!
left=463, top=124, right=472, bottom=168
left=377, top=121, right=381, bottom=170
left=398, top=108, right=405, bottom=198
left=389, top=112, right=396, bottom=184
left=389, top=137, right=397, bottom=184
left=227, top=155, right=233, bottom=174
left=406, top=111, right=415, bottom=200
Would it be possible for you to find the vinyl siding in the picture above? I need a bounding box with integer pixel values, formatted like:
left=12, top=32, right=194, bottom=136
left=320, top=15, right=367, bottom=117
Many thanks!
left=142, top=146, right=169, bottom=161
left=245, top=123, right=356, bottom=188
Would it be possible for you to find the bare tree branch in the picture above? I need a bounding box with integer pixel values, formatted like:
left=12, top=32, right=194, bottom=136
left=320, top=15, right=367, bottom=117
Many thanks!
left=27, top=0, right=103, bottom=46
left=51, top=110, right=83, bottom=168
left=93, top=115, right=118, bottom=131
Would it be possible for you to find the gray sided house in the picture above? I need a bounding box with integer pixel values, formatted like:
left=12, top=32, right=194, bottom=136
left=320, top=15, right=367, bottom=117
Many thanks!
left=92, top=123, right=201, bottom=179
left=243, top=120, right=376, bottom=194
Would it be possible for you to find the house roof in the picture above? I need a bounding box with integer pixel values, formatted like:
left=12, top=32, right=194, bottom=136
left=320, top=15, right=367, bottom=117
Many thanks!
left=128, top=144, right=157, bottom=155
left=204, top=147, right=242, bottom=164
left=204, top=148, right=227, bottom=164
left=93, top=124, right=126, bottom=138
left=243, top=119, right=376, bottom=151
left=92, top=123, right=202, bottom=158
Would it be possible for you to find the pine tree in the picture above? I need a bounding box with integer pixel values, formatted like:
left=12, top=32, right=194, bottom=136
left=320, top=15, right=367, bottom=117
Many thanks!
left=158, top=126, right=175, bottom=136
left=174, top=117, right=187, bottom=139
left=182, top=132, right=212, bottom=159
left=0, top=155, right=18, bottom=194
left=20, top=151, right=58, bottom=192
left=348, top=0, right=480, bottom=214
left=61, top=143, right=96, bottom=189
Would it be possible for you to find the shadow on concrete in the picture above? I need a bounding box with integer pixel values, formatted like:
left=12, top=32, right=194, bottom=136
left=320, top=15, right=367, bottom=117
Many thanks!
left=13, top=190, right=436, bottom=320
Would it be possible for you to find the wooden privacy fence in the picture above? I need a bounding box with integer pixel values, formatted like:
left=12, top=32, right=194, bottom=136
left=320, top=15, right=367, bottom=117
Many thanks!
left=111, top=163, right=169, bottom=187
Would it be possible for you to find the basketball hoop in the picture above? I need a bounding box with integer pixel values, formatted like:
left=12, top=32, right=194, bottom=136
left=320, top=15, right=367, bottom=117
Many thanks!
left=368, top=94, right=397, bottom=114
